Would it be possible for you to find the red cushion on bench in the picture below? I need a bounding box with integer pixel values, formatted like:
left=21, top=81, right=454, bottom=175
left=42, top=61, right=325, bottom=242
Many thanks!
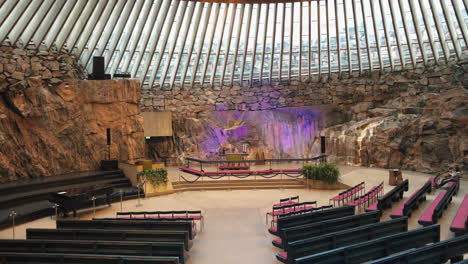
left=451, top=194, right=468, bottom=232
left=277, top=252, right=288, bottom=261
left=269, top=226, right=277, bottom=233
left=366, top=201, right=379, bottom=211
left=273, top=200, right=298, bottom=207
left=180, top=167, right=203, bottom=175
left=419, top=191, right=446, bottom=225
left=391, top=188, right=420, bottom=217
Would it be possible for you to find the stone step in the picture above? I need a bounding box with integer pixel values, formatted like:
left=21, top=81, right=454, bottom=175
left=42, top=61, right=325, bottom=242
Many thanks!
left=172, top=184, right=306, bottom=192
left=172, top=179, right=304, bottom=186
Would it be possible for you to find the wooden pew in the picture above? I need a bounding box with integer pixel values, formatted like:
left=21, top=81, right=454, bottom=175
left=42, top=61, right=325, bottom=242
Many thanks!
left=418, top=182, right=457, bottom=226
left=268, top=206, right=355, bottom=237
left=450, top=194, right=468, bottom=236
left=366, top=179, right=408, bottom=213
left=274, top=210, right=381, bottom=249
left=0, top=252, right=179, bottom=264
left=0, top=239, right=188, bottom=264
left=26, top=228, right=192, bottom=251
left=57, top=219, right=196, bottom=240
left=277, top=217, right=408, bottom=264
left=390, top=180, right=431, bottom=218
left=294, top=224, right=440, bottom=264
left=266, top=201, right=317, bottom=225
left=366, top=233, right=468, bottom=264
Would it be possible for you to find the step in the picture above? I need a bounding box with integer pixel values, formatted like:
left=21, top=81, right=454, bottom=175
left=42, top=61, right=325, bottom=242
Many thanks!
left=173, top=184, right=306, bottom=192
left=172, top=179, right=304, bottom=186
left=173, top=181, right=305, bottom=189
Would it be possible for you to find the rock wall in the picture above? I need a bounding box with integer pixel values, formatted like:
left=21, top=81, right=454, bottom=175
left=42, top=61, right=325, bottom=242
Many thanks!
left=142, top=60, right=467, bottom=173
left=0, top=46, right=144, bottom=182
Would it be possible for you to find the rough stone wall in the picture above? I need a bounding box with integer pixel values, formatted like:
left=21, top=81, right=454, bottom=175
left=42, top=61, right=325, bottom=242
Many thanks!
left=141, top=60, right=467, bottom=173
left=0, top=46, right=144, bottom=182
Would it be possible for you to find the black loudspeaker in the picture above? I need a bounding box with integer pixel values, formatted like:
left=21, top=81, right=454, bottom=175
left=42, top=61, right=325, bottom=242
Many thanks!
left=106, top=128, right=111, bottom=145
left=321, top=136, right=326, bottom=154
left=93, top=56, right=105, bottom=79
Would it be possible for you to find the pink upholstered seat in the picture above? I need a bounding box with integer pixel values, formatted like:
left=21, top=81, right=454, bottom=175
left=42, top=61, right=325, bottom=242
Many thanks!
left=450, top=194, right=468, bottom=232
left=277, top=252, right=288, bottom=262
left=418, top=191, right=446, bottom=225
left=273, top=200, right=298, bottom=207
left=391, top=188, right=420, bottom=217
left=366, top=201, right=379, bottom=211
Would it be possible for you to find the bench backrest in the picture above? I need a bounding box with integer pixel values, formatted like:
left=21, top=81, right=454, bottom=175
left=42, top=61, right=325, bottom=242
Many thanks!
left=26, top=228, right=191, bottom=251
left=378, top=179, right=408, bottom=210
left=403, top=180, right=432, bottom=216
left=365, top=233, right=468, bottom=264
left=282, top=210, right=381, bottom=244
left=0, top=252, right=179, bottom=264
left=294, top=224, right=440, bottom=264
left=276, top=206, right=355, bottom=238
left=433, top=182, right=457, bottom=223
left=272, top=201, right=317, bottom=212
left=0, top=239, right=185, bottom=264
left=287, top=217, right=408, bottom=261
left=57, top=219, right=195, bottom=240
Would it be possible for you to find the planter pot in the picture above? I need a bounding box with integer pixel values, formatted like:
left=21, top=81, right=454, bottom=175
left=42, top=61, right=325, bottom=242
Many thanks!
left=300, top=178, right=350, bottom=190
left=144, top=179, right=174, bottom=197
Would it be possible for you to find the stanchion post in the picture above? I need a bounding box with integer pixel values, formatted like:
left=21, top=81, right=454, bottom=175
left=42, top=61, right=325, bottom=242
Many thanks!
left=54, top=204, right=59, bottom=220
left=92, top=196, right=96, bottom=217
left=9, top=211, right=16, bottom=239
left=136, top=183, right=142, bottom=207
left=120, top=189, right=123, bottom=212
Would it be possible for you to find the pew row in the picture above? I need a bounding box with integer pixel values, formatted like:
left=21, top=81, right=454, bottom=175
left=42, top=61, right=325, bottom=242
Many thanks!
left=268, top=206, right=355, bottom=237
left=450, top=194, right=468, bottom=236
left=266, top=201, right=316, bottom=225
left=329, top=182, right=365, bottom=207
left=294, top=224, right=440, bottom=264
left=274, top=196, right=300, bottom=207
left=57, top=219, right=196, bottom=240
left=276, top=217, right=408, bottom=264
left=0, top=239, right=188, bottom=264
left=115, top=211, right=203, bottom=231
left=418, top=181, right=457, bottom=226
left=26, top=228, right=193, bottom=251
left=0, top=252, right=179, bottom=264
left=367, top=179, right=409, bottom=213
left=366, top=233, right=468, bottom=264
left=346, top=182, right=384, bottom=211
left=390, top=179, right=432, bottom=218
left=273, top=210, right=381, bottom=249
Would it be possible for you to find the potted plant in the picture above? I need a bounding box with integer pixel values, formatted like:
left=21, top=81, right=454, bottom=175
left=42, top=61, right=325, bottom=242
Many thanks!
left=137, top=168, right=173, bottom=196
left=301, top=162, right=348, bottom=189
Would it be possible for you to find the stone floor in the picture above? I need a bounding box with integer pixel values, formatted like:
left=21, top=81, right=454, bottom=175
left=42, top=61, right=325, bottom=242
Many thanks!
left=0, top=165, right=466, bottom=264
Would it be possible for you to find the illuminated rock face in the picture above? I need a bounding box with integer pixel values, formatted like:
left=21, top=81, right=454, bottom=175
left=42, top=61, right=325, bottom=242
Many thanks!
left=0, top=46, right=144, bottom=182
left=145, top=60, right=467, bottom=173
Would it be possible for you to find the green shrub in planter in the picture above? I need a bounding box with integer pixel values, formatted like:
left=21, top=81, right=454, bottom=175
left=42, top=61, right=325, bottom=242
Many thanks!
left=137, top=168, right=168, bottom=187
left=301, top=162, right=340, bottom=185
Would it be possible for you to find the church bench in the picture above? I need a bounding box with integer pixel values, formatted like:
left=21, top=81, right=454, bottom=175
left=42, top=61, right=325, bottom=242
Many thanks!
left=219, top=165, right=250, bottom=170
left=0, top=239, right=188, bottom=264
left=366, top=233, right=468, bottom=264
left=277, top=217, right=408, bottom=264
left=274, top=196, right=300, bottom=207
left=366, top=179, right=408, bottom=213
left=268, top=205, right=355, bottom=237
left=346, top=182, right=383, bottom=211
left=116, top=211, right=204, bottom=231
left=450, top=194, right=468, bottom=236
left=57, top=219, right=196, bottom=240
left=274, top=210, right=381, bottom=249
left=294, top=224, right=440, bottom=264
left=27, top=228, right=193, bottom=251
left=390, top=180, right=432, bottom=218
left=0, top=252, right=179, bottom=264
left=329, top=182, right=365, bottom=207
left=418, top=182, right=457, bottom=226
left=266, top=201, right=316, bottom=225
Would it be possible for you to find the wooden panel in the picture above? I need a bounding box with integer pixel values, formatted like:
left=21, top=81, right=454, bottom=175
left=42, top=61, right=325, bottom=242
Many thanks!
left=141, top=112, right=173, bottom=137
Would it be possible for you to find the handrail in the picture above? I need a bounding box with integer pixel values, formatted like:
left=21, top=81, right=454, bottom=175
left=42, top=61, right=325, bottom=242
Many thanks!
left=185, top=155, right=327, bottom=164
